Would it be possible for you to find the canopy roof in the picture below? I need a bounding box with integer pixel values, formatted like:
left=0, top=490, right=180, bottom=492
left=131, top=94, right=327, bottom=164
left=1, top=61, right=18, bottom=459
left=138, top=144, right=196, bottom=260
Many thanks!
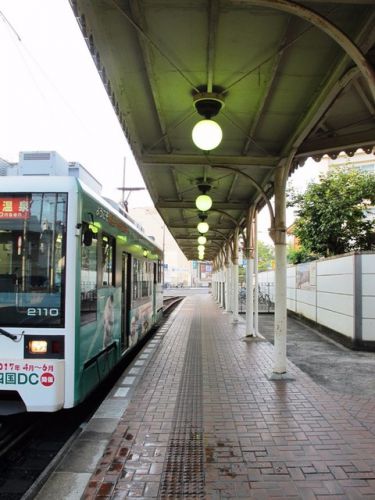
left=70, top=0, right=375, bottom=260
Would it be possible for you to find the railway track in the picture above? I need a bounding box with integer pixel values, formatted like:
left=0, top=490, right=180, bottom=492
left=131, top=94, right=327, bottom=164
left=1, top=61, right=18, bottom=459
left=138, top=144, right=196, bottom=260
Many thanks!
left=0, top=416, right=36, bottom=460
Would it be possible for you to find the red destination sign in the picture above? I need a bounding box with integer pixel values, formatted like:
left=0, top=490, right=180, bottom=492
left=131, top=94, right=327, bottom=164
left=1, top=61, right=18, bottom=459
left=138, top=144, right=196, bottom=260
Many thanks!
left=0, top=198, right=30, bottom=219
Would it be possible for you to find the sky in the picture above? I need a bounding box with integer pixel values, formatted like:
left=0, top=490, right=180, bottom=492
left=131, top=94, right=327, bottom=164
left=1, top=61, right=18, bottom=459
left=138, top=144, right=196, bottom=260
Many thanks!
left=0, top=0, right=326, bottom=244
left=0, top=0, right=152, bottom=207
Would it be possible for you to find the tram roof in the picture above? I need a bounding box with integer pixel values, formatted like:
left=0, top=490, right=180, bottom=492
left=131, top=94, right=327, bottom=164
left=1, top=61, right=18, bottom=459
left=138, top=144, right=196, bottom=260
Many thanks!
left=70, top=0, right=375, bottom=261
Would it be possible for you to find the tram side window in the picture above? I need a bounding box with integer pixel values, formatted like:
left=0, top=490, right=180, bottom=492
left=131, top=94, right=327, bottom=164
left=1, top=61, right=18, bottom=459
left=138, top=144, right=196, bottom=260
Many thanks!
left=132, top=258, right=140, bottom=300
left=101, top=234, right=115, bottom=287
left=80, top=224, right=98, bottom=324
left=158, top=260, right=162, bottom=283
left=132, top=259, right=154, bottom=300
left=141, top=262, right=147, bottom=297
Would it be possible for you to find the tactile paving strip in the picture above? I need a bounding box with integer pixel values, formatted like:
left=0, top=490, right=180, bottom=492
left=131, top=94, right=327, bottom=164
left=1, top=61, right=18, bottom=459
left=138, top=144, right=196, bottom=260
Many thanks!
left=160, top=313, right=205, bottom=498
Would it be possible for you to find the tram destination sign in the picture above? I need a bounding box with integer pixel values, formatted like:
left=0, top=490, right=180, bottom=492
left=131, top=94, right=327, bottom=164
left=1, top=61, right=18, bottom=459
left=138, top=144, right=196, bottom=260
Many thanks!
left=0, top=197, right=30, bottom=219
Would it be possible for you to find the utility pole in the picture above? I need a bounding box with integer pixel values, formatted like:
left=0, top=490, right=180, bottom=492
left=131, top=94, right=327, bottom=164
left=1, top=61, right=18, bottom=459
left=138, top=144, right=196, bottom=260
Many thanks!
left=117, top=157, right=145, bottom=212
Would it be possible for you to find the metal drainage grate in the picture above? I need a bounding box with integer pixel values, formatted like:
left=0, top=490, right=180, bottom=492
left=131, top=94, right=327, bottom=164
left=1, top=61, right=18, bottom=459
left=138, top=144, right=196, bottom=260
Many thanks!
left=160, top=315, right=205, bottom=498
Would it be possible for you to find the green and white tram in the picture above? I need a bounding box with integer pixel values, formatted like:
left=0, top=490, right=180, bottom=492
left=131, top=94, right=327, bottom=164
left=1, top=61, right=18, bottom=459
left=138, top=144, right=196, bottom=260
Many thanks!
left=0, top=156, right=163, bottom=414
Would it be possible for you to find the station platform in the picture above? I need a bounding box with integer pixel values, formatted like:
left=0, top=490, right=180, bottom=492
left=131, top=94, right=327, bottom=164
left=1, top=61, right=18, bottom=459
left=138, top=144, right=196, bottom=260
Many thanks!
left=36, top=292, right=375, bottom=499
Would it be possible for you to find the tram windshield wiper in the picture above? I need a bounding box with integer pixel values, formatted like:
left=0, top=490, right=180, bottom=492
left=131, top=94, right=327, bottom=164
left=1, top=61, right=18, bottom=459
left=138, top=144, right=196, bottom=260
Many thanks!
left=0, top=328, right=18, bottom=341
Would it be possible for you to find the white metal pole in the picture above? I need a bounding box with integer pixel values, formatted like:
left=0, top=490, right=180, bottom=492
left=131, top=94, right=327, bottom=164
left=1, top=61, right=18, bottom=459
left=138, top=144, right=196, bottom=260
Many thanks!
left=232, top=261, right=239, bottom=323
left=228, top=264, right=233, bottom=312
left=274, top=243, right=287, bottom=373
left=272, top=166, right=288, bottom=374
left=245, top=255, right=254, bottom=336
left=225, top=263, right=230, bottom=312
left=254, top=212, right=259, bottom=335
left=220, top=268, right=224, bottom=308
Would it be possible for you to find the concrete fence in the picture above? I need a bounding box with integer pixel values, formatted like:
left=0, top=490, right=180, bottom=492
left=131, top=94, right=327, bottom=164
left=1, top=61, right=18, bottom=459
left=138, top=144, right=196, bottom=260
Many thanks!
left=258, top=252, right=375, bottom=349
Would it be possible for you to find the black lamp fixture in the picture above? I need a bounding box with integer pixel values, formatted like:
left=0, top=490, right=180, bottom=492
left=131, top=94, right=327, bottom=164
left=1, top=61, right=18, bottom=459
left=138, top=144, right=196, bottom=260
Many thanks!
left=192, top=92, right=224, bottom=151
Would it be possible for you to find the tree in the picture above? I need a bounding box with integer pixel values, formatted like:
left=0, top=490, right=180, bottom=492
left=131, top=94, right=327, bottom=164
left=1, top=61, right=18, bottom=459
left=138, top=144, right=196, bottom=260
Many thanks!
left=287, top=244, right=316, bottom=265
left=257, top=240, right=275, bottom=271
left=288, top=167, right=375, bottom=257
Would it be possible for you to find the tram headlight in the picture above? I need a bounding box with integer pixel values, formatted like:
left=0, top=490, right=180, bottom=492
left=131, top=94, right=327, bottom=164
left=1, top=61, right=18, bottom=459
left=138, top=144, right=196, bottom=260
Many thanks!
left=28, top=340, right=48, bottom=354
left=24, top=335, right=65, bottom=359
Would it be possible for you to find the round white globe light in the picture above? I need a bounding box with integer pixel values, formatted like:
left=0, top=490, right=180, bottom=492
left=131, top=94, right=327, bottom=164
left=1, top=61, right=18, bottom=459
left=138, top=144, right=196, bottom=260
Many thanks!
left=195, top=194, right=212, bottom=212
left=197, top=221, right=209, bottom=234
left=192, top=119, right=222, bottom=151
left=197, top=235, right=207, bottom=245
left=198, top=244, right=205, bottom=252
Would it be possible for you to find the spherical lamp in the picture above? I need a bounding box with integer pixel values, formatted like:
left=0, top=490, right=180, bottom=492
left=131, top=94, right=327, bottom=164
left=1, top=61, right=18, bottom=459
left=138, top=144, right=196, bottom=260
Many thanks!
left=197, top=221, right=209, bottom=234
left=198, top=244, right=205, bottom=253
left=192, top=120, right=222, bottom=151
left=195, top=194, right=213, bottom=212
left=197, top=235, right=207, bottom=245
left=192, top=91, right=224, bottom=151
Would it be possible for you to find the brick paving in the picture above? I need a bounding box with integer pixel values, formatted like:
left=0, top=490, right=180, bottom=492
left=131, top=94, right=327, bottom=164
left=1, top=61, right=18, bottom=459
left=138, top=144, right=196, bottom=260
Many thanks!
left=82, top=294, right=375, bottom=499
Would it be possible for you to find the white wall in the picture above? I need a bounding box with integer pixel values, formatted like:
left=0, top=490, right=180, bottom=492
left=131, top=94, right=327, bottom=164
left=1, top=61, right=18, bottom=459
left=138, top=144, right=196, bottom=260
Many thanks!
left=258, top=252, right=375, bottom=345
left=362, top=254, right=375, bottom=341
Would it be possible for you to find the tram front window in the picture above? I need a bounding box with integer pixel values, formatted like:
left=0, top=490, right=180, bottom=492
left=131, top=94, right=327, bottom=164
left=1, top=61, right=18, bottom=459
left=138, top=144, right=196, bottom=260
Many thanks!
left=0, top=193, right=67, bottom=327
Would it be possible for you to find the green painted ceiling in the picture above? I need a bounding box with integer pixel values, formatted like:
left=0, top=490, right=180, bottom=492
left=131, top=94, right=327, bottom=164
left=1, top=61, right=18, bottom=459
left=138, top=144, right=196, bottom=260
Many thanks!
left=70, top=0, right=375, bottom=260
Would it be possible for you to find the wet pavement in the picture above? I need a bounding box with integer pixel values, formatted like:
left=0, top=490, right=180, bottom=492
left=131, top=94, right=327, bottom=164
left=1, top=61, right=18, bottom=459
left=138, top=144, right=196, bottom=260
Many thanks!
left=169, top=288, right=375, bottom=399
left=257, top=314, right=375, bottom=399
left=36, top=291, right=375, bottom=499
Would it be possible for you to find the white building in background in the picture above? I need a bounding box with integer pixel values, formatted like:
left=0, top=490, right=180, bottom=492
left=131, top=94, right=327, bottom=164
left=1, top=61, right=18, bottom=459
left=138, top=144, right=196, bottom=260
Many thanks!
left=129, top=207, right=191, bottom=287
left=325, top=149, right=375, bottom=173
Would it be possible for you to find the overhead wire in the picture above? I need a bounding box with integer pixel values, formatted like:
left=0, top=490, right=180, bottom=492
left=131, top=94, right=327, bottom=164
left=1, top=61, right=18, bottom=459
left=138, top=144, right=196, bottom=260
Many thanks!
left=0, top=7, right=103, bottom=144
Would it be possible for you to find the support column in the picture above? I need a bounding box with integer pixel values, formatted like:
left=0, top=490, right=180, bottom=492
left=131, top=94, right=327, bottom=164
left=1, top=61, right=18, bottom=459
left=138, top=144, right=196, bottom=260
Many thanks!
left=270, top=165, right=289, bottom=375
left=244, top=208, right=255, bottom=336
left=254, top=212, right=259, bottom=335
left=224, top=242, right=230, bottom=312
left=232, top=229, right=239, bottom=323
left=245, top=255, right=254, bottom=335
left=220, top=266, right=225, bottom=308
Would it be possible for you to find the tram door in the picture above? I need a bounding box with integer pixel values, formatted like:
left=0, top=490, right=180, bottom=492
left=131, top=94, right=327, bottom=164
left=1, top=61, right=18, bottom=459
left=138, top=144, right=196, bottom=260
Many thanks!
left=121, top=252, right=131, bottom=351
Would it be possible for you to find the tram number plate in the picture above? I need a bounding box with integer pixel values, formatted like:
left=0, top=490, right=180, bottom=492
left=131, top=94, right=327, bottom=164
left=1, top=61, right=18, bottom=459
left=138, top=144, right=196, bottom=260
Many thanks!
left=27, top=308, right=60, bottom=317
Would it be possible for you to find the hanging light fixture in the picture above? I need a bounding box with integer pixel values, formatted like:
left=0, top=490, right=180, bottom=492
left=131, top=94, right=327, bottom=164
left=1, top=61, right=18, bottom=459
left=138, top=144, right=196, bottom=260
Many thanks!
left=197, top=221, right=209, bottom=234
left=197, top=244, right=205, bottom=253
left=197, top=212, right=209, bottom=234
left=195, top=194, right=212, bottom=211
left=192, top=92, right=224, bottom=151
left=197, top=235, right=207, bottom=245
left=195, top=179, right=212, bottom=212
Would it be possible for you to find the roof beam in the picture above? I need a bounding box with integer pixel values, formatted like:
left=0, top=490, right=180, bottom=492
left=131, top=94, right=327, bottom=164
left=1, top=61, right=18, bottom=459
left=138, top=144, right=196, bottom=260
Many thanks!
left=156, top=200, right=248, bottom=210
left=242, top=17, right=294, bottom=155
left=226, top=173, right=238, bottom=202
left=141, top=154, right=278, bottom=167
left=169, top=224, right=234, bottom=231
left=353, top=80, right=375, bottom=117
left=206, top=0, right=219, bottom=93
left=129, top=0, right=172, bottom=153
left=284, top=10, right=375, bottom=161
left=303, top=0, right=375, bottom=4
left=296, top=131, right=375, bottom=158
left=285, top=10, right=375, bottom=157
left=231, top=1, right=375, bottom=99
